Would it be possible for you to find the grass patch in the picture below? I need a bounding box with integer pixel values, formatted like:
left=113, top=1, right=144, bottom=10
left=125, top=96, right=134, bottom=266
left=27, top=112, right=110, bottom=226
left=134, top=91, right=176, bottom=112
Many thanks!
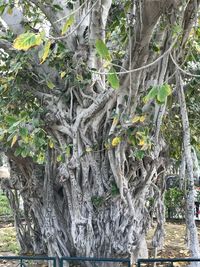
left=0, top=227, right=19, bottom=254
left=0, top=193, right=12, bottom=216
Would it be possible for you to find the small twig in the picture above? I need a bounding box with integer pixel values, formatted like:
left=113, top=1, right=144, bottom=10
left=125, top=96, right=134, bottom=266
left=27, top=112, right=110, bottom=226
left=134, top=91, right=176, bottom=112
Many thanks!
left=111, top=63, right=128, bottom=72
left=91, top=38, right=178, bottom=75
left=170, top=53, right=200, bottom=78
left=54, top=1, right=88, bottom=24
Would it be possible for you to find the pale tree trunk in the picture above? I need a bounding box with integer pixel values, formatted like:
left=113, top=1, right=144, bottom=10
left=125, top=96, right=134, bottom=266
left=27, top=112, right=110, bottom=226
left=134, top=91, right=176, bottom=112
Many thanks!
left=177, top=72, right=200, bottom=260
left=179, top=153, right=186, bottom=190
left=7, top=150, right=156, bottom=261
left=0, top=154, right=46, bottom=255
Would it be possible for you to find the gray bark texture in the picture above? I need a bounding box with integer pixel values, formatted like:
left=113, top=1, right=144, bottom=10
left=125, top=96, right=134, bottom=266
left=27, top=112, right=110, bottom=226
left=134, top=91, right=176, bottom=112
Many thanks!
left=177, top=73, right=200, bottom=261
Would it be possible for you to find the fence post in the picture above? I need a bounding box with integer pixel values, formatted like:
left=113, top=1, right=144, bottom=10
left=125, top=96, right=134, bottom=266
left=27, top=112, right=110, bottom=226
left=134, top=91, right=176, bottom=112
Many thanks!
left=60, top=257, right=63, bottom=267
left=53, top=257, right=57, bottom=267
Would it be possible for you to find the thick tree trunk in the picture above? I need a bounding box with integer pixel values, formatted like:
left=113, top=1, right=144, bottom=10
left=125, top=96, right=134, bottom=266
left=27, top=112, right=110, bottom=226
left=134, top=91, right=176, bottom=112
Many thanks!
left=7, top=148, right=161, bottom=261
left=0, top=157, right=46, bottom=256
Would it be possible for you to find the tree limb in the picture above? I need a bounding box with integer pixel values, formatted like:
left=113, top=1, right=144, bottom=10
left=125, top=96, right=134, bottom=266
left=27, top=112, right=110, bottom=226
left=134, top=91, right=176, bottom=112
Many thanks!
left=0, top=39, right=13, bottom=50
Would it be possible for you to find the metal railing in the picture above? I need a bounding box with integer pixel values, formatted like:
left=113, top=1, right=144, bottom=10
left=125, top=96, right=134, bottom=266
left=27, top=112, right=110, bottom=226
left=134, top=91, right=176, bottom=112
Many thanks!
left=137, top=258, right=200, bottom=267
left=1, top=255, right=200, bottom=267
left=60, top=256, right=131, bottom=267
left=0, top=255, right=57, bottom=267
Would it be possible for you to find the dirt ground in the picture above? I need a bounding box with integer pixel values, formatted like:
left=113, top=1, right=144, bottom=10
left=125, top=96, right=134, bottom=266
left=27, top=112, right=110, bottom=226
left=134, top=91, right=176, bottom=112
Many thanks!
left=147, top=220, right=192, bottom=259
left=0, top=221, right=199, bottom=266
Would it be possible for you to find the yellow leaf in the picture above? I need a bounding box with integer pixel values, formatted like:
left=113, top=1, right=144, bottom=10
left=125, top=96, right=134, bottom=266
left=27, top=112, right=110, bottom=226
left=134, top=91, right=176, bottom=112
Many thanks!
left=132, top=115, right=146, bottom=123
left=113, top=117, right=119, bottom=125
left=139, top=116, right=146, bottom=122
left=103, top=61, right=111, bottom=68
left=39, top=30, right=46, bottom=39
left=132, top=116, right=140, bottom=123
left=60, top=71, right=67, bottom=79
left=37, top=152, right=45, bottom=164
left=49, top=140, right=54, bottom=149
left=112, top=137, right=121, bottom=147
left=0, top=134, right=5, bottom=141
left=138, top=139, right=145, bottom=146
left=86, top=147, right=93, bottom=152
left=11, top=135, right=18, bottom=147
left=13, top=32, right=42, bottom=51
left=140, top=144, right=150, bottom=151
left=136, top=131, right=145, bottom=138
left=7, top=7, right=13, bottom=15
left=23, top=136, right=29, bottom=143
left=61, top=15, right=74, bottom=35
left=46, top=80, right=55, bottom=89
left=76, top=74, right=83, bottom=81
left=66, top=146, right=71, bottom=157
left=104, top=143, right=111, bottom=149
left=57, top=155, right=62, bottom=162
left=40, top=40, right=51, bottom=64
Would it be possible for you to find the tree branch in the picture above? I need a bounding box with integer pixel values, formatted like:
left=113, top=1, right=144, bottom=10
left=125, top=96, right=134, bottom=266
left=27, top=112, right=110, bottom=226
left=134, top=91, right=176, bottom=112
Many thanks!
left=1, top=5, right=24, bottom=35
left=73, top=88, right=114, bottom=132
left=0, top=39, right=12, bottom=50
left=181, top=0, right=200, bottom=48
left=170, top=53, right=200, bottom=78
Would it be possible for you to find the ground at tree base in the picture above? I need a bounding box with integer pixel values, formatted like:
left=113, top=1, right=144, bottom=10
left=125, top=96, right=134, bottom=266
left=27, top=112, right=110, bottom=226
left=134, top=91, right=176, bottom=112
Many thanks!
left=0, top=221, right=199, bottom=267
left=147, top=221, right=190, bottom=258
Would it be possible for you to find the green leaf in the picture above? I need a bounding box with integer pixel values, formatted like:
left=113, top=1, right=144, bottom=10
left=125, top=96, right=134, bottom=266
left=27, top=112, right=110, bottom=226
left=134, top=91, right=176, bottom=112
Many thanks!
left=76, top=74, right=83, bottom=81
left=144, top=86, right=158, bottom=103
left=37, top=152, right=45, bottom=164
left=21, top=148, right=29, bottom=158
left=7, top=131, right=17, bottom=142
left=107, top=67, right=119, bottom=89
left=134, top=150, right=145, bottom=160
left=157, top=83, right=172, bottom=103
left=172, top=24, right=182, bottom=35
left=0, top=132, right=5, bottom=141
left=111, top=182, right=120, bottom=196
left=39, top=30, right=46, bottom=39
left=152, top=43, right=160, bottom=52
left=0, top=4, right=7, bottom=15
left=5, top=115, right=17, bottom=125
left=46, top=80, right=55, bottom=89
left=66, top=146, right=71, bottom=157
left=8, top=120, right=22, bottom=132
left=19, top=127, right=28, bottom=137
left=39, top=40, right=51, bottom=64
left=61, top=15, right=74, bottom=35
left=53, top=4, right=63, bottom=11
left=95, top=40, right=111, bottom=61
left=57, top=154, right=62, bottom=162
left=14, top=147, right=22, bottom=157
left=13, top=32, right=43, bottom=51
